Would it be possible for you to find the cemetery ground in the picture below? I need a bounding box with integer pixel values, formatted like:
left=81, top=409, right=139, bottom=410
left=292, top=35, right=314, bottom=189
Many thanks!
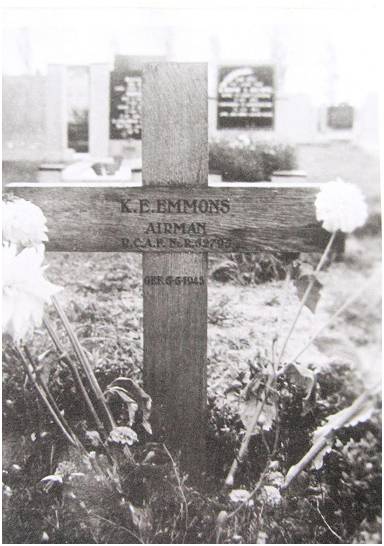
left=2, top=141, right=382, bottom=544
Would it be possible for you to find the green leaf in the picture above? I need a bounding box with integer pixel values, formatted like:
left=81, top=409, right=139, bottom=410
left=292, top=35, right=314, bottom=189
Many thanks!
left=40, top=474, right=63, bottom=492
left=105, top=386, right=138, bottom=426
left=104, top=378, right=152, bottom=434
left=239, top=378, right=277, bottom=434
left=284, top=363, right=317, bottom=415
left=211, top=260, right=239, bottom=282
left=293, top=271, right=323, bottom=313
left=40, top=474, right=63, bottom=484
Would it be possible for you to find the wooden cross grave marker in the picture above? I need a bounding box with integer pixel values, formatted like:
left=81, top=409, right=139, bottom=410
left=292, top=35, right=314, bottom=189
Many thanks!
left=7, top=63, right=325, bottom=477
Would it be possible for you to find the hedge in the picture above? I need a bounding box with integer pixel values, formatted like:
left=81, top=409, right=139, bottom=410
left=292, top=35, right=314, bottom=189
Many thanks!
left=209, top=135, right=297, bottom=182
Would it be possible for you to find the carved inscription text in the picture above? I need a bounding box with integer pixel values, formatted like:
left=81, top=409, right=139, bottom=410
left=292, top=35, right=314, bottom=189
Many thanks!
left=121, top=197, right=231, bottom=250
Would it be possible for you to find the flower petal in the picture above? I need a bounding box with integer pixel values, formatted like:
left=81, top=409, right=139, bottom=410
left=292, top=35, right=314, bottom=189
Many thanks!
left=2, top=245, right=62, bottom=343
left=315, top=179, right=368, bottom=234
left=2, top=198, right=48, bottom=248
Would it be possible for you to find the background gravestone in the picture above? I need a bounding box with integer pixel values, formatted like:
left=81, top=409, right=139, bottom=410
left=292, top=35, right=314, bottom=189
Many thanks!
left=327, top=103, right=354, bottom=130
left=217, top=65, right=274, bottom=129
left=109, top=55, right=165, bottom=141
left=67, top=66, right=89, bottom=153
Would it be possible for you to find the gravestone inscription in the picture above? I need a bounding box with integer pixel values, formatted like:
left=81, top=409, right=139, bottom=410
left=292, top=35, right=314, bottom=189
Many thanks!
left=217, top=65, right=274, bottom=129
left=109, top=55, right=165, bottom=140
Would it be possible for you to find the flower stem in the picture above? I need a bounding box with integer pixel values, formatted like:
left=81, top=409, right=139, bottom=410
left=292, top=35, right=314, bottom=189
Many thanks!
left=283, top=385, right=379, bottom=489
left=272, top=265, right=291, bottom=369
left=43, top=317, right=106, bottom=436
left=21, top=345, right=91, bottom=455
left=277, top=230, right=337, bottom=365
left=23, top=345, right=65, bottom=419
left=224, top=375, right=273, bottom=488
left=51, top=296, right=116, bottom=431
left=15, top=345, right=77, bottom=446
left=24, top=345, right=87, bottom=448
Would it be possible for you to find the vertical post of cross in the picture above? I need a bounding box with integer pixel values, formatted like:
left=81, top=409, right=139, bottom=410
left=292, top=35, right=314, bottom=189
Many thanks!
left=142, top=63, right=208, bottom=477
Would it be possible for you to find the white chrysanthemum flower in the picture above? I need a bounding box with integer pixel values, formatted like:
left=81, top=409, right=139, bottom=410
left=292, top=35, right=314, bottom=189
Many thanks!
left=229, top=489, right=254, bottom=506
left=108, top=426, right=138, bottom=446
left=2, top=198, right=48, bottom=248
left=261, top=485, right=282, bottom=507
left=2, top=244, right=62, bottom=343
left=315, top=178, right=368, bottom=233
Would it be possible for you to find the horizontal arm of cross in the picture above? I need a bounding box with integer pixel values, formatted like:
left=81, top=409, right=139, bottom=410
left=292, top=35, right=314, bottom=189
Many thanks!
left=6, top=181, right=326, bottom=253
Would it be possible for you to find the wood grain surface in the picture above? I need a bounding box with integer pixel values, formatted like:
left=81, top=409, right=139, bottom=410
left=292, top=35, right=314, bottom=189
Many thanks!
left=142, top=63, right=208, bottom=476
left=6, top=184, right=325, bottom=253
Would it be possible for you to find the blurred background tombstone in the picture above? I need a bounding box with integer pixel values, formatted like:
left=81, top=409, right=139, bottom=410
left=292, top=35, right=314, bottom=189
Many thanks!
left=67, top=65, right=89, bottom=154
left=89, top=63, right=110, bottom=159
left=45, top=64, right=72, bottom=162
left=327, top=103, right=354, bottom=130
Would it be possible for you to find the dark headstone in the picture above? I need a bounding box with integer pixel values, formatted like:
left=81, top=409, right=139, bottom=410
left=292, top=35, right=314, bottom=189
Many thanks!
left=217, top=65, right=274, bottom=129
left=109, top=55, right=165, bottom=140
